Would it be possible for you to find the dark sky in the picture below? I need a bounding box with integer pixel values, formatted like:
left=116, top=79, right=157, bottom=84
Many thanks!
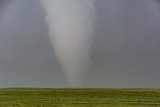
left=0, top=0, right=160, bottom=88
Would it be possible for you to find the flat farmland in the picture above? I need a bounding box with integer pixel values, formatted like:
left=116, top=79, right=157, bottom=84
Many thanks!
left=0, top=88, right=159, bottom=107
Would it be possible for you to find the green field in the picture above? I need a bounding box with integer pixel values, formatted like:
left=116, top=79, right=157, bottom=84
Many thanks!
left=0, top=88, right=160, bottom=107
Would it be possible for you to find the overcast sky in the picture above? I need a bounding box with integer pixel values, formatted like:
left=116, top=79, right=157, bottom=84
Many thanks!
left=0, top=0, right=160, bottom=88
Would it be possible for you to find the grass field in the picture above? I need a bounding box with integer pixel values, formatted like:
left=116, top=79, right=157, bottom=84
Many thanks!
left=0, top=88, right=159, bottom=107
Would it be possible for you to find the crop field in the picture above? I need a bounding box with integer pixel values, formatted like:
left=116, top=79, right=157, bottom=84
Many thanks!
left=0, top=88, right=159, bottom=107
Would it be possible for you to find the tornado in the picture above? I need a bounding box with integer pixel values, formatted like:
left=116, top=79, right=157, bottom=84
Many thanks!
left=41, top=0, right=96, bottom=87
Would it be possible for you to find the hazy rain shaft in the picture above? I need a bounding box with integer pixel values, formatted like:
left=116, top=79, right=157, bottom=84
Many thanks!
left=41, top=0, right=96, bottom=87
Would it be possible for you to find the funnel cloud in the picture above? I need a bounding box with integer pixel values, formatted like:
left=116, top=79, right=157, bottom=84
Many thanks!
left=41, top=0, right=96, bottom=87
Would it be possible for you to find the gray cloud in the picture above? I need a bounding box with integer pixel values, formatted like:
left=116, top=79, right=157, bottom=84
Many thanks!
left=0, top=0, right=160, bottom=88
